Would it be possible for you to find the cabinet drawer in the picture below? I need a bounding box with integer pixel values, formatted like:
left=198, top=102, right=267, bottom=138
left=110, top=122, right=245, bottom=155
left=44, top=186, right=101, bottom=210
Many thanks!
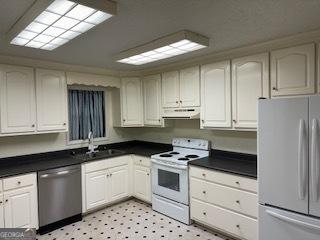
left=85, top=156, right=130, bottom=173
left=3, top=173, right=36, bottom=191
left=206, top=202, right=257, bottom=240
left=190, top=166, right=257, bottom=193
left=133, top=155, right=151, bottom=167
left=190, top=198, right=207, bottom=223
left=190, top=178, right=257, bottom=218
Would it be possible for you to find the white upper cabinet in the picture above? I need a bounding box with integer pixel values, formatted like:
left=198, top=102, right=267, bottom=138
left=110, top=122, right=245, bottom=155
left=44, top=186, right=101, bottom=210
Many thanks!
left=121, top=77, right=143, bottom=127
left=36, top=69, right=67, bottom=132
left=179, top=66, right=200, bottom=107
left=142, top=74, right=162, bottom=126
left=232, top=53, right=269, bottom=129
left=0, top=65, right=36, bottom=134
left=271, top=43, right=316, bottom=97
left=201, top=61, right=231, bottom=128
left=162, top=71, right=180, bottom=108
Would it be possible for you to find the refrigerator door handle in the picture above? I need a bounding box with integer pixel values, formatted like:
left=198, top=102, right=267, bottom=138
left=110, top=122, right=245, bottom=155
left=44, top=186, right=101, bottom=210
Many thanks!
left=311, top=118, right=319, bottom=202
left=298, top=119, right=307, bottom=200
left=266, top=210, right=320, bottom=232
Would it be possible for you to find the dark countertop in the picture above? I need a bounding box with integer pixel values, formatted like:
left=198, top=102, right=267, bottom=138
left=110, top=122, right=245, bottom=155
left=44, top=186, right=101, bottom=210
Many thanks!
left=189, top=150, right=257, bottom=179
left=0, top=141, right=172, bottom=178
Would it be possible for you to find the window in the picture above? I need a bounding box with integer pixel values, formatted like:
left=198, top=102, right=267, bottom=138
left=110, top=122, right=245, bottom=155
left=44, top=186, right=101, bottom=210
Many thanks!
left=68, top=89, right=106, bottom=141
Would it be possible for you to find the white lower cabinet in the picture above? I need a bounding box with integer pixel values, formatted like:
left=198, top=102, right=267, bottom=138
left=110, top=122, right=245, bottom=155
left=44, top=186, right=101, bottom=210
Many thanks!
left=108, top=165, right=129, bottom=203
left=0, top=173, right=38, bottom=229
left=133, top=165, right=151, bottom=203
left=190, top=166, right=257, bottom=240
left=83, top=156, right=131, bottom=212
left=85, top=170, right=108, bottom=210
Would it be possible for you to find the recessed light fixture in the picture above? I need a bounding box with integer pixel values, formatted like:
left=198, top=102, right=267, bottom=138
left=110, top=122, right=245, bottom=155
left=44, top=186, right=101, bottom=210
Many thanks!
left=8, top=0, right=116, bottom=50
left=115, top=30, right=209, bottom=65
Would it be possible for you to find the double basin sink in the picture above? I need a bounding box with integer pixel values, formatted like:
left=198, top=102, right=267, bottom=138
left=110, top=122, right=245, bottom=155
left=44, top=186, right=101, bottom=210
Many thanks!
left=72, top=149, right=126, bottom=162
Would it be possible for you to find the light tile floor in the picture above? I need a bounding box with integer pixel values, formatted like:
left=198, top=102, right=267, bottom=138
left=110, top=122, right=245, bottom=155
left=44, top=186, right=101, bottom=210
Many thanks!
left=37, top=199, right=232, bottom=240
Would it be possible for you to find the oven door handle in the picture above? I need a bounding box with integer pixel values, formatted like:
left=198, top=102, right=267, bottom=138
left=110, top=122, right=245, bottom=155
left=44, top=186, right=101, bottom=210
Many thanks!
left=151, top=160, right=188, bottom=170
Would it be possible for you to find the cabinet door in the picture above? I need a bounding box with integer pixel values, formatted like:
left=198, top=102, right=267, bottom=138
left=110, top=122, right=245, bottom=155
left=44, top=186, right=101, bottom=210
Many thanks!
left=85, top=170, right=108, bottom=211
left=143, top=74, right=162, bottom=126
left=0, top=195, right=4, bottom=228
left=108, top=165, right=129, bottom=202
left=36, top=69, right=67, bottom=132
left=162, top=71, right=180, bottom=108
left=121, top=77, right=143, bottom=126
left=201, top=61, right=231, bottom=128
left=232, top=53, right=269, bottom=129
left=0, top=65, right=36, bottom=134
left=179, top=66, right=200, bottom=107
left=4, top=186, right=38, bottom=228
left=133, top=165, right=151, bottom=203
left=271, top=43, right=315, bottom=96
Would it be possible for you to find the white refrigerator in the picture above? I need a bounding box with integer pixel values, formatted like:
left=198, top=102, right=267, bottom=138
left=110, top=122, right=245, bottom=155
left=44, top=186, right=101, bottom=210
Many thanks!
left=258, top=96, right=320, bottom=240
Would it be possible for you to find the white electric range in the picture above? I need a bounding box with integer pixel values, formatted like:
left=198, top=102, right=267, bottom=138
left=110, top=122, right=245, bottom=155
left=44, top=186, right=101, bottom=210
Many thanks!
left=151, top=138, right=210, bottom=224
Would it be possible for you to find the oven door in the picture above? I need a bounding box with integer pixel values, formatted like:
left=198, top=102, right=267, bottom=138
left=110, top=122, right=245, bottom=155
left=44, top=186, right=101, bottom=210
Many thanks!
left=152, top=160, right=188, bottom=205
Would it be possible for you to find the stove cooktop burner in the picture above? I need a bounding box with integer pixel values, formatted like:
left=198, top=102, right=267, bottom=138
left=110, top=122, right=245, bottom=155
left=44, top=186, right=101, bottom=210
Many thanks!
left=178, top=157, right=189, bottom=161
left=185, top=155, right=199, bottom=159
left=160, top=154, right=173, bottom=158
left=169, top=152, right=180, bottom=155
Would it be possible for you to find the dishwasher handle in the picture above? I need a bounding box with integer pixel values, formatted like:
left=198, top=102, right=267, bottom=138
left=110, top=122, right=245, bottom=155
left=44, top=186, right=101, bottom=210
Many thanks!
left=39, top=168, right=80, bottom=178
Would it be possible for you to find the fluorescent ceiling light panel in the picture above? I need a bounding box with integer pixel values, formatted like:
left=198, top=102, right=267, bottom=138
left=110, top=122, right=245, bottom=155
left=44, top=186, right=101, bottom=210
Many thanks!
left=9, top=0, right=116, bottom=50
left=115, top=30, right=209, bottom=65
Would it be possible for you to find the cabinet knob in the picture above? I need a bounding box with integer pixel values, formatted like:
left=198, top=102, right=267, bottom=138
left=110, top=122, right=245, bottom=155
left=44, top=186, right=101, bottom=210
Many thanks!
left=158, top=119, right=161, bottom=122
left=202, top=173, right=206, bottom=177
left=17, top=181, right=21, bottom=185
left=203, top=212, right=206, bottom=215
left=107, top=174, right=110, bottom=177
left=110, top=173, right=112, bottom=177
left=236, top=224, right=240, bottom=229
left=201, top=120, right=205, bottom=123
left=272, top=87, right=278, bottom=91
left=123, top=119, right=126, bottom=122
left=0, top=201, right=2, bottom=204
left=180, top=100, right=182, bottom=103
left=236, top=200, right=240, bottom=204
left=63, top=123, right=66, bottom=126
left=235, top=181, right=240, bottom=185
left=147, top=173, right=150, bottom=176
left=5, top=199, right=8, bottom=203
left=31, top=124, right=35, bottom=127
left=202, top=190, right=206, bottom=194
left=176, top=101, right=179, bottom=104
left=233, top=119, right=237, bottom=123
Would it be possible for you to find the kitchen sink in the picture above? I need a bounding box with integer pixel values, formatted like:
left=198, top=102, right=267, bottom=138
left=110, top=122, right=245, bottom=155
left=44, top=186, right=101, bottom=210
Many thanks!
left=72, top=149, right=125, bottom=161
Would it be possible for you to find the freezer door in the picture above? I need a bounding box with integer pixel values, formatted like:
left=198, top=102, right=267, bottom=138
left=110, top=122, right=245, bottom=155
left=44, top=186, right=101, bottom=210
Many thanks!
left=258, top=98, right=309, bottom=214
left=309, top=96, right=320, bottom=217
left=259, top=205, right=320, bottom=240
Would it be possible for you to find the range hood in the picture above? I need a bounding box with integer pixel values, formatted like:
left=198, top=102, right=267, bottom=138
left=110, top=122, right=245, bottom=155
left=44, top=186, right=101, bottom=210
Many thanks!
left=162, top=107, right=200, bottom=119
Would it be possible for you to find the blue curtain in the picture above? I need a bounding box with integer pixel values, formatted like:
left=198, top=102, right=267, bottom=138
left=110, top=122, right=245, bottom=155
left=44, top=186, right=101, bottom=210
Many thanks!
left=68, top=90, right=105, bottom=141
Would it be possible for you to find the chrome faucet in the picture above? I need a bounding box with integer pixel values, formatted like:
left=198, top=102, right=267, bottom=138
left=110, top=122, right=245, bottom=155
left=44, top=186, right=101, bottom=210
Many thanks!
left=87, top=131, right=99, bottom=154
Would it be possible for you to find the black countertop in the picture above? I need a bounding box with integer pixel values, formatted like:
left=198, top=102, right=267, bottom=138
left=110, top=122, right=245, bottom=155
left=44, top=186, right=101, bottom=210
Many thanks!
left=189, top=150, right=257, bottom=179
left=0, top=141, right=172, bottom=178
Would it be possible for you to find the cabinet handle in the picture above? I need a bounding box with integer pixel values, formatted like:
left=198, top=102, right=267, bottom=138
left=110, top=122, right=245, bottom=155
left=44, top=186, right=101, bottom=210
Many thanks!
left=180, top=100, right=182, bottom=103
left=235, top=181, right=240, bottom=185
left=0, top=201, right=2, bottom=204
left=201, top=120, right=205, bottom=123
left=158, top=119, right=161, bottom=122
left=236, top=224, right=240, bottom=229
left=202, top=190, right=206, bottom=194
left=123, top=119, right=126, bottom=122
left=31, top=124, right=35, bottom=127
left=139, top=160, right=142, bottom=162
left=107, top=174, right=109, bottom=177
left=233, top=120, right=237, bottom=123
left=236, top=200, right=240, bottom=204
left=5, top=199, right=8, bottom=203
left=17, top=181, right=21, bottom=185
left=110, top=173, right=112, bottom=177
left=203, top=212, right=206, bottom=215
left=147, top=173, right=150, bottom=176
left=272, top=87, right=278, bottom=91
left=63, top=123, right=66, bottom=126
left=176, top=101, right=179, bottom=104
left=202, top=173, right=206, bottom=177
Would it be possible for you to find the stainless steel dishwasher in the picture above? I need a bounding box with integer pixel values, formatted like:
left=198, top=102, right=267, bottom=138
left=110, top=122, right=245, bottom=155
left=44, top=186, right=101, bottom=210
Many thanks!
left=38, top=165, right=82, bottom=234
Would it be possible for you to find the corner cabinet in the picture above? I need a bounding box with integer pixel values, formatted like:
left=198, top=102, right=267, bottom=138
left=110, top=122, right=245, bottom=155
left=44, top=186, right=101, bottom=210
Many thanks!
left=200, top=61, right=231, bottom=128
left=271, top=43, right=316, bottom=97
left=36, top=69, right=68, bottom=132
left=232, top=53, right=269, bottom=129
left=0, top=65, right=36, bottom=134
left=121, top=77, right=144, bottom=127
left=142, top=74, right=163, bottom=126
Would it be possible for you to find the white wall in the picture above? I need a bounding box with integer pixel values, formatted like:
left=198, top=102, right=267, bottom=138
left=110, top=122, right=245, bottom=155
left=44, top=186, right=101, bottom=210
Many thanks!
left=123, top=120, right=257, bottom=154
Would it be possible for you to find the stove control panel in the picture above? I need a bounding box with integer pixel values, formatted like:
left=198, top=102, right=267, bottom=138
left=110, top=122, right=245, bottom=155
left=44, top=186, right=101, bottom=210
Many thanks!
left=172, top=138, right=210, bottom=150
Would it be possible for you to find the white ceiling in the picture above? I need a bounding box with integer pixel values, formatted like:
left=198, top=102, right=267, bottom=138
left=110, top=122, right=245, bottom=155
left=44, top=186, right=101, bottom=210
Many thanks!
left=1, top=0, right=320, bottom=71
